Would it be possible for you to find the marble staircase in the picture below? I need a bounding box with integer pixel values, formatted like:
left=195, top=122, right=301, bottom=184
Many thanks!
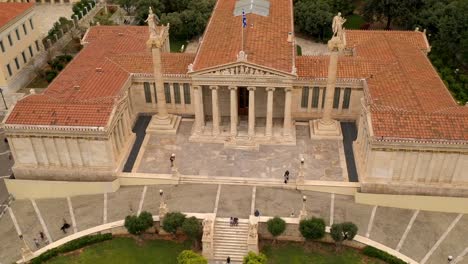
left=213, top=218, right=249, bottom=263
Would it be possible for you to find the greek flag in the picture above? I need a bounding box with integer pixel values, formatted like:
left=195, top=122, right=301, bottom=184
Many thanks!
left=242, top=9, right=247, bottom=28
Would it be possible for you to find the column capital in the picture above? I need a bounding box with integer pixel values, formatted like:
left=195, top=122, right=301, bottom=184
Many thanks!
left=247, top=86, right=256, bottom=91
left=266, top=87, right=276, bottom=92
left=228, top=86, right=238, bottom=90
left=284, top=87, right=293, bottom=92
left=193, top=85, right=202, bottom=90
left=209, top=85, right=219, bottom=90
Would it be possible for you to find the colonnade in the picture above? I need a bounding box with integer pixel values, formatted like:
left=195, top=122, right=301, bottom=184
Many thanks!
left=192, top=85, right=293, bottom=138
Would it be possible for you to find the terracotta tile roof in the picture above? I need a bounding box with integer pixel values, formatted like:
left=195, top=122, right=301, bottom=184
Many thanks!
left=193, top=0, right=294, bottom=73
left=0, top=2, right=34, bottom=29
left=296, top=30, right=468, bottom=141
left=6, top=26, right=194, bottom=127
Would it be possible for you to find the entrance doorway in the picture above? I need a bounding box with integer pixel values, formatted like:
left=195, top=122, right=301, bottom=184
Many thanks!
left=238, top=87, right=249, bottom=116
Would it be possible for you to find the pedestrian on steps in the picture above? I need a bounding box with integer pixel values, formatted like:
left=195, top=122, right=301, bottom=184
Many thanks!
left=226, top=256, right=231, bottom=263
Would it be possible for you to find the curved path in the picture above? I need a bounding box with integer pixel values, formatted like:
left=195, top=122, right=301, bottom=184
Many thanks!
left=0, top=184, right=467, bottom=263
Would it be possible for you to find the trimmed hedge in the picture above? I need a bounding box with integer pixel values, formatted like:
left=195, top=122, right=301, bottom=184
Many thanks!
left=30, top=233, right=112, bottom=264
left=362, top=246, right=407, bottom=264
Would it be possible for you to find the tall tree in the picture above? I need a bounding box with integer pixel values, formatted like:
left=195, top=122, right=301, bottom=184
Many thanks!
left=363, top=0, right=422, bottom=29
left=294, top=0, right=333, bottom=40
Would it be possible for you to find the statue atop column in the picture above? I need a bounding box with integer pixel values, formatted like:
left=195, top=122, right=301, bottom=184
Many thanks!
left=145, top=7, right=160, bottom=38
left=332, top=12, right=346, bottom=40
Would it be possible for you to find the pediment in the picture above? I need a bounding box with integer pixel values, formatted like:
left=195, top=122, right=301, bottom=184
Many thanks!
left=190, top=62, right=295, bottom=78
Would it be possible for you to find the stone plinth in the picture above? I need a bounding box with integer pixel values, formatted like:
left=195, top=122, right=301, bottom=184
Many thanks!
left=310, top=119, right=343, bottom=140
left=145, top=114, right=181, bottom=134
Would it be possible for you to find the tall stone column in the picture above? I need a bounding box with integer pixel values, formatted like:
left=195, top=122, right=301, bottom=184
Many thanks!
left=229, top=86, right=238, bottom=137
left=145, top=12, right=181, bottom=134
left=265, top=87, right=275, bottom=137
left=248, top=87, right=256, bottom=137
left=283, top=87, right=292, bottom=137
left=210, top=86, right=220, bottom=135
left=310, top=33, right=344, bottom=139
left=193, top=85, right=204, bottom=134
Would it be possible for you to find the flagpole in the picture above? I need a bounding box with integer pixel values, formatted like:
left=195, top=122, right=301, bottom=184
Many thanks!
left=241, top=11, right=244, bottom=52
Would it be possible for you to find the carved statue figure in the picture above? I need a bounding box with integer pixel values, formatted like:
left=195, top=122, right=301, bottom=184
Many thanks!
left=202, top=219, right=212, bottom=238
left=248, top=223, right=258, bottom=239
left=332, top=12, right=346, bottom=40
left=145, top=7, right=159, bottom=38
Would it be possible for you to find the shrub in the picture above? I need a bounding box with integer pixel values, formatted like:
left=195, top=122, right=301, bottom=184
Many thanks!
left=243, top=251, right=267, bottom=264
left=266, top=217, right=286, bottom=242
left=330, top=221, right=358, bottom=249
left=299, top=217, right=326, bottom=240
left=124, top=211, right=154, bottom=235
left=341, top=222, right=358, bottom=240
left=45, top=70, right=58, bottom=83
left=30, top=233, right=112, bottom=264
left=182, top=216, right=202, bottom=248
left=57, top=54, right=73, bottom=63
left=362, top=246, right=407, bottom=264
left=177, top=250, right=207, bottom=264
left=162, top=212, right=186, bottom=236
left=330, top=223, right=344, bottom=244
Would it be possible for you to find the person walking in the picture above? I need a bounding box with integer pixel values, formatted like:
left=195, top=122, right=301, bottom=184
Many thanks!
left=170, top=153, right=175, bottom=167
left=33, top=238, right=40, bottom=248
left=39, top=231, right=45, bottom=241
left=226, top=256, right=231, bottom=263
left=284, top=170, right=290, bottom=184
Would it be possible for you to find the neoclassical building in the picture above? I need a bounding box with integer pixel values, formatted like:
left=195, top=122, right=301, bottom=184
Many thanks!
left=2, top=0, right=467, bottom=197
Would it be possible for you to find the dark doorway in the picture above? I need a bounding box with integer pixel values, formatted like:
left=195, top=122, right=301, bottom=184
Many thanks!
left=341, top=122, right=359, bottom=182
left=238, top=87, right=249, bottom=116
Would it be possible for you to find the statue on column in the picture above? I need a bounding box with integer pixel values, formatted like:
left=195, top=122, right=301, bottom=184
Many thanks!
left=332, top=12, right=346, bottom=40
left=145, top=7, right=160, bottom=38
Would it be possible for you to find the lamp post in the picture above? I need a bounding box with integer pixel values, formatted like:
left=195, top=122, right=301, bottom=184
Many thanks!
left=299, top=195, right=307, bottom=220
left=297, top=157, right=305, bottom=185
left=0, top=88, right=7, bottom=110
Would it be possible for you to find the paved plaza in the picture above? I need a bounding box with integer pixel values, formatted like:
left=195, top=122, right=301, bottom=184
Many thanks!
left=0, top=185, right=466, bottom=263
left=136, top=121, right=346, bottom=181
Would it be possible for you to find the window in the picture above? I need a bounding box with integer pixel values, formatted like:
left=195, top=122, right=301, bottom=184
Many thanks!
left=21, top=51, right=27, bottom=64
left=301, top=87, right=309, bottom=108
left=14, top=57, right=20, bottom=70
left=342, top=88, right=351, bottom=109
left=311, top=87, right=319, bottom=108
left=29, top=18, right=34, bottom=30
left=8, top=34, right=12, bottom=46
left=164, top=83, right=171, bottom=103
left=15, top=29, right=20, bottom=40
left=0, top=40, right=4, bottom=53
left=333, top=88, right=341, bottom=109
left=35, top=40, right=40, bottom=51
left=153, top=83, right=158, bottom=102
left=183, top=84, right=191, bottom=104
left=173, top=83, right=181, bottom=104
left=22, top=23, right=27, bottom=35
left=6, top=64, right=12, bottom=77
left=321, top=89, right=326, bottom=109
left=143, top=82, right=152, bottom=103
left=28, top=45, right=33, bottom=57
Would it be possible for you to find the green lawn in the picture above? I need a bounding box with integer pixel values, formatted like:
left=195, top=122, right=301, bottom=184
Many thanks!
left=45, top=237, right=191, bottom=264
left=344, top=14, right=366, bottom=30
left=170, top=38, right=188, bottom=53
left=263, top=242, right=383, bottom=264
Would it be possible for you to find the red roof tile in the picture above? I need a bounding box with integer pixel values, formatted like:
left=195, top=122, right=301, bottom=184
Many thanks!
left=193, top=0, right=294, bottom=73
left=6, top=26, right=194, bottom=127
left=0, top=2, right=34, bottom=29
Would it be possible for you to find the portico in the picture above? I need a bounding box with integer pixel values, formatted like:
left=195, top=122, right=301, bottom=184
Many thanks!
left=190, top=82, right=295, bottom=147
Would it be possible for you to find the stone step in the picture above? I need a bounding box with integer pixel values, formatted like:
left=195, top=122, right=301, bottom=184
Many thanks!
left=214, top=238, right=248, bottom=243
left=179, top=175, right=293, bottom=188
left=214, top=231, right=248, bottom=238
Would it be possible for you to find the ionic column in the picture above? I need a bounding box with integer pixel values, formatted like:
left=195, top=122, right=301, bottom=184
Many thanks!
left=265, top=87, right=275, bottom=137
left=229, top=86, right=238, bottom=136
left=193, top=85, right=204, bottom=133
left=180, top=83, right=185, bottom=107
left=210, top=86, right=220, bottom=135
left=283, top=87, right=292, bottom=136
left=317, top=87, right=324, bottom=112
left=247, top=87, right=256, bottom=137
left=321, top=51, right=338, bottom=124
left=307, top=87, right=312, bottom=112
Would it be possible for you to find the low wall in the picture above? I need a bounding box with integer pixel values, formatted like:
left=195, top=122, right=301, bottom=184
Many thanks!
left=118, top=173, right=180, bottom=186
left=256, top=216, right=418, bottom=264
left=5, top=178, right=120, bottom=199
left=355, top=191, right=468, bottom=214
left=298, top=181, right=360, bottom=196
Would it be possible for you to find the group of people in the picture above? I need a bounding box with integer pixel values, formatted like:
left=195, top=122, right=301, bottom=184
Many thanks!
left=284, top=170, right=290, bottom=184
left=229, top=217, right=239, bottom=226
left=31, top=231, right=47, bottom=248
